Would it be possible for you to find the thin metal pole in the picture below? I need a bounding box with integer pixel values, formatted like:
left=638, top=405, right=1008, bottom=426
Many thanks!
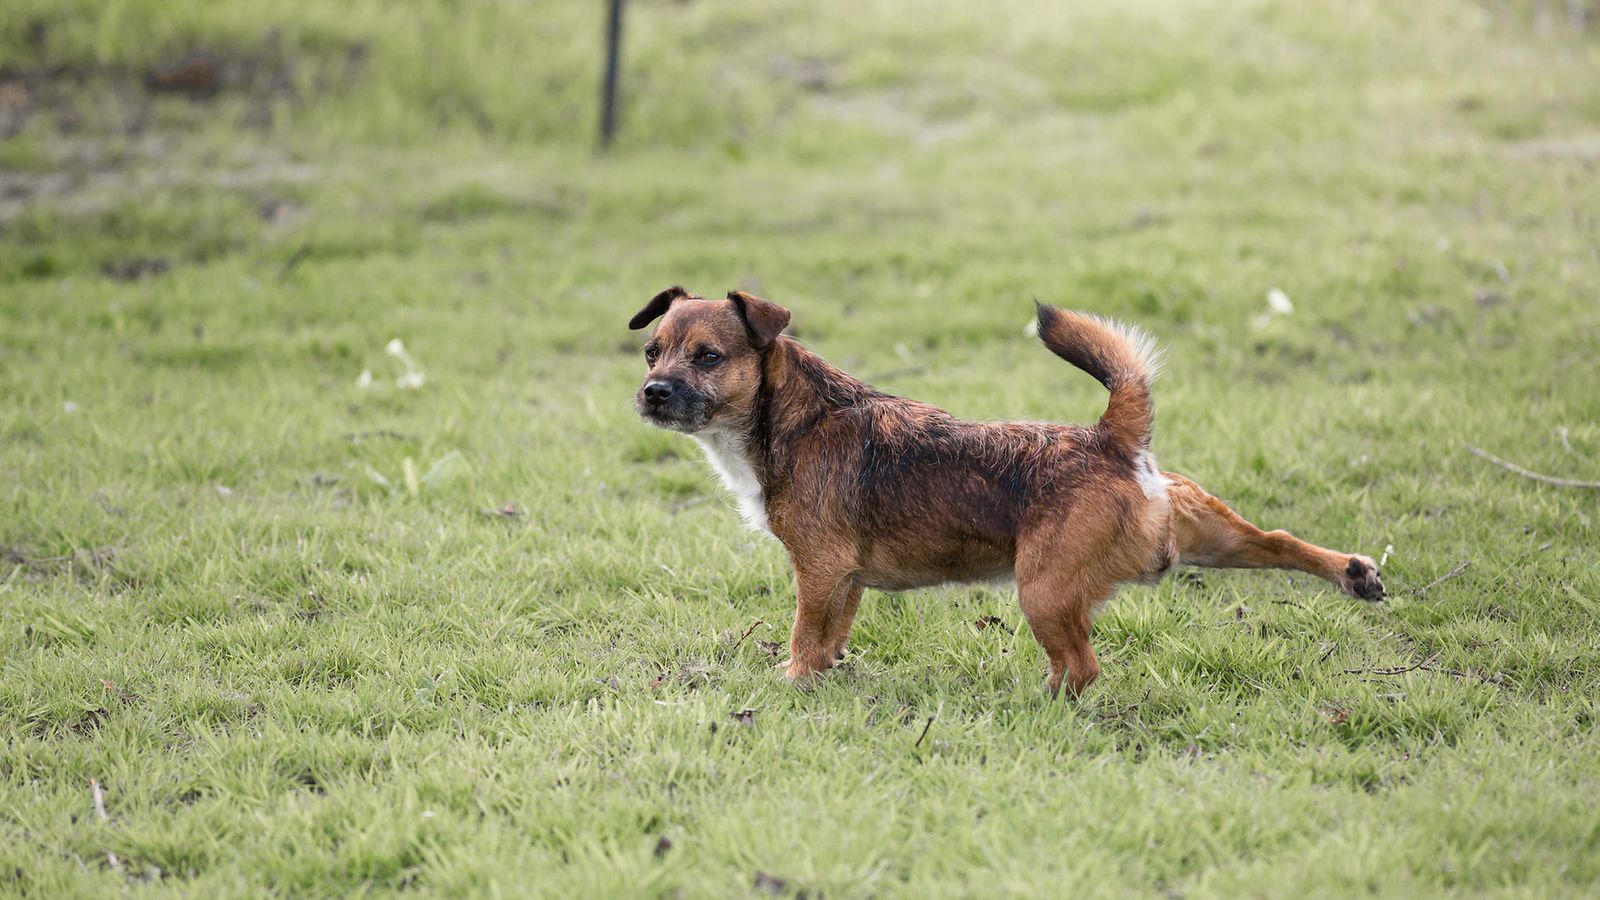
left=599, top=0, right=625, bottom=147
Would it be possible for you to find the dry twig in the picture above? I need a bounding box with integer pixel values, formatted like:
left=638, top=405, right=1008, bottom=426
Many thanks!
left=343, top=430, right=415, bottom=443
left=1343, top=651, right=1441, bottom=677
left=1418, top=662, right=1506, bottom=685
left=1408, top=560, right=1473, bottom=596
left=721, top=619, right=764, bottom=663
left=1465, top=444, right=1600, bottom=489
left=277, top=244, right=311, bottom=282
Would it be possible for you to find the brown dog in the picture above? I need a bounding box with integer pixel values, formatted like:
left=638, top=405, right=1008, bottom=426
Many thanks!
left=629, top=287, right=1384, bottom=696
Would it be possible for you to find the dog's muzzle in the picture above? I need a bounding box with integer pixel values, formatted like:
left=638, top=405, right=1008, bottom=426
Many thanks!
left=636, top=380, right=709, bottom=432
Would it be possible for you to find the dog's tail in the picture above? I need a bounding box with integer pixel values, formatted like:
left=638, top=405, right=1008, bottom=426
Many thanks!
left=1033, top=302, right=1162, bottom=454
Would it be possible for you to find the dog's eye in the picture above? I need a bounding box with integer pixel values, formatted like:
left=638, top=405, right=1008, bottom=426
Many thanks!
left=644, top=346, right=660, bottom=365
left=696, top=351, right=722, bottom=367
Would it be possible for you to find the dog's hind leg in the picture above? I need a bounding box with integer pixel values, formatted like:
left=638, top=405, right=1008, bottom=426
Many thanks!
left=1016, top=525, right=1123, bottom=697
left=1163, top=473, right=1384, bottom=601
left=1016, top=566, right=1112, bottom=698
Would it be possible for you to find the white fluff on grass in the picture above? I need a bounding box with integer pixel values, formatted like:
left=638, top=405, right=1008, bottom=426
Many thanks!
left=358, top=338, right=427, bottom=390
left=1253, top=288, right=1295, bottom=329
left=1267, top=287, right=1294, bottom=315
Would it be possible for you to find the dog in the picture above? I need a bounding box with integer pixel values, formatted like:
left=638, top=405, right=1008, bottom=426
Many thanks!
left=629, top=287, right=1384, bottom=696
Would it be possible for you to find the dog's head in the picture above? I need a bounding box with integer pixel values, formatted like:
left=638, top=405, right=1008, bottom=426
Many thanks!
left=627, top=287, right=790, bottom=434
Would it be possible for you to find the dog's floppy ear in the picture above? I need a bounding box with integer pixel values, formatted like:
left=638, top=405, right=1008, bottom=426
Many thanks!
left=628, top=286, right=690, bottom=330
left=727, top=290, right=791, bottom=349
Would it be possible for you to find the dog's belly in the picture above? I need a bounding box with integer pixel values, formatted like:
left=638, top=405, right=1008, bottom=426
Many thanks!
left=849, top=461, right=1025, bottom=590
left=856, top=534, right=1016, bottom=591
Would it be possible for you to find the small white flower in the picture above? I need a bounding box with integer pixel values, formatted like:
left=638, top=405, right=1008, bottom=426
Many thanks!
left=216, top=484, right=234, bottom=496
left=1266, top=288, right=1294, bottom=315
left=63, top=401, right=80, bottom=413
left=356, top=369, right=374, bottom=389
left=1023, top=318, right=1040, bottom=338
left=382, top=338, right=425, bottom=389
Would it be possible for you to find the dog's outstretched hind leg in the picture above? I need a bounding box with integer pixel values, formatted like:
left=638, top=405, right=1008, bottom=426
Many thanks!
left=1163, top=473, right=1385, bottom=601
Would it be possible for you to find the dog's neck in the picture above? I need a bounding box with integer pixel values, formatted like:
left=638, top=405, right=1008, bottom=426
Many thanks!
left=694, top=338, right=876, bottom=535
left=691, top=426, right=768, bottom=533
left=766, top=340, right=876, bottom=466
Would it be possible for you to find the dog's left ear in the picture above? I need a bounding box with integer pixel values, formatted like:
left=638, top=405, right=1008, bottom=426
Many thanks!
left=628, top=286, right=690, bottom=330
left=727, top=290, right=791, bottom=349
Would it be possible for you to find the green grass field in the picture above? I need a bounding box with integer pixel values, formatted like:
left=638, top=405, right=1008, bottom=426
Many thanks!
left=3, top=0, right=1599, bottom=895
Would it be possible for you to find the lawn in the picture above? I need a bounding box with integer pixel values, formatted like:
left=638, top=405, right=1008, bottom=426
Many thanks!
left=2, top=0, right=1599, bottom=895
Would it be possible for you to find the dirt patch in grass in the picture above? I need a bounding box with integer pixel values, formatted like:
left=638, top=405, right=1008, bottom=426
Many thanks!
left=0, top=19, right=367, bottom=137
left=0, top=23, right=357, bottom=228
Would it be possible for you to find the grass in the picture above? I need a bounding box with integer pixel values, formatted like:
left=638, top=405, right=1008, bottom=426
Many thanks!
left=2, top=0, right=1600, bottom=895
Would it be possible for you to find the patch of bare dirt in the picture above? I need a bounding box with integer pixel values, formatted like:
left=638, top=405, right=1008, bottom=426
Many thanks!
left=0, top=20, right=357, bottom=222
left=1, top=20, right=367, bottom=134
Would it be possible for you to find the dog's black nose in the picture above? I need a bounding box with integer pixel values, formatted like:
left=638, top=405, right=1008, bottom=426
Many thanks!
left=643, top=380, right=675, bottom=404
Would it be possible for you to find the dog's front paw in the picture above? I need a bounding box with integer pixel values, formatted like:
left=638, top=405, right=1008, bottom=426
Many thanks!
left=1340, top=555, right=1385, bottom=602
left=780, top=648, right=838, bottom=682
left=782, top=659, right=823, bottom=683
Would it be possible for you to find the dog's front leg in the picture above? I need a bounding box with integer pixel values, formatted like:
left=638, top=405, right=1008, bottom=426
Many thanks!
left=821, top=583, right=864, bottom=664
left=783, top=567, right=856, bottom=682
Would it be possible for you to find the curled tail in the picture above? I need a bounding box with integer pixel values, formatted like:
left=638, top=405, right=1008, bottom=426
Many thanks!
left=1033, top=302, right=1162, bottom=455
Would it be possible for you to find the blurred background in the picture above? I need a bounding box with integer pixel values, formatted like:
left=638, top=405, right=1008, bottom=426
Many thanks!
left=3, top=0, right=1596, bottom=485
left=3, top=3, right=1600, bottom=895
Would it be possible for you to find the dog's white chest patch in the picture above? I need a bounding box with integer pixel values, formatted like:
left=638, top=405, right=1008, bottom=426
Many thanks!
left=1135, top=450, right=1171, bottom=503
left=693, top=429, right=770, bottom=535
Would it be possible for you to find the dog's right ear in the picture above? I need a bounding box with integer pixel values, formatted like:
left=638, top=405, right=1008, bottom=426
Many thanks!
left=726, top=290, right=791, bottom=349
left=628, top=286, right=690, bottom=330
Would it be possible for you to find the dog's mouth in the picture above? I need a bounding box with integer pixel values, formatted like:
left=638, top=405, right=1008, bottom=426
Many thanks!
left=641, top=410, right=706, bottom=433
left=636, top=396, right=712, bottom=434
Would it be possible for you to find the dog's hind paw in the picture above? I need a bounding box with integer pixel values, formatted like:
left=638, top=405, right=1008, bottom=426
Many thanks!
left=1340, top=555, right=1385, bottom=602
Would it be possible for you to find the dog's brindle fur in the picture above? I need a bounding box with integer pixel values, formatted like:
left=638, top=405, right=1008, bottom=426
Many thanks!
left=630, top=287, right=1384, bottom=696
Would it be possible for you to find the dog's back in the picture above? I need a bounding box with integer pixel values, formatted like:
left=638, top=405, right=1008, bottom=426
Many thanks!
left=761, top=310, right=1170, bottom=593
